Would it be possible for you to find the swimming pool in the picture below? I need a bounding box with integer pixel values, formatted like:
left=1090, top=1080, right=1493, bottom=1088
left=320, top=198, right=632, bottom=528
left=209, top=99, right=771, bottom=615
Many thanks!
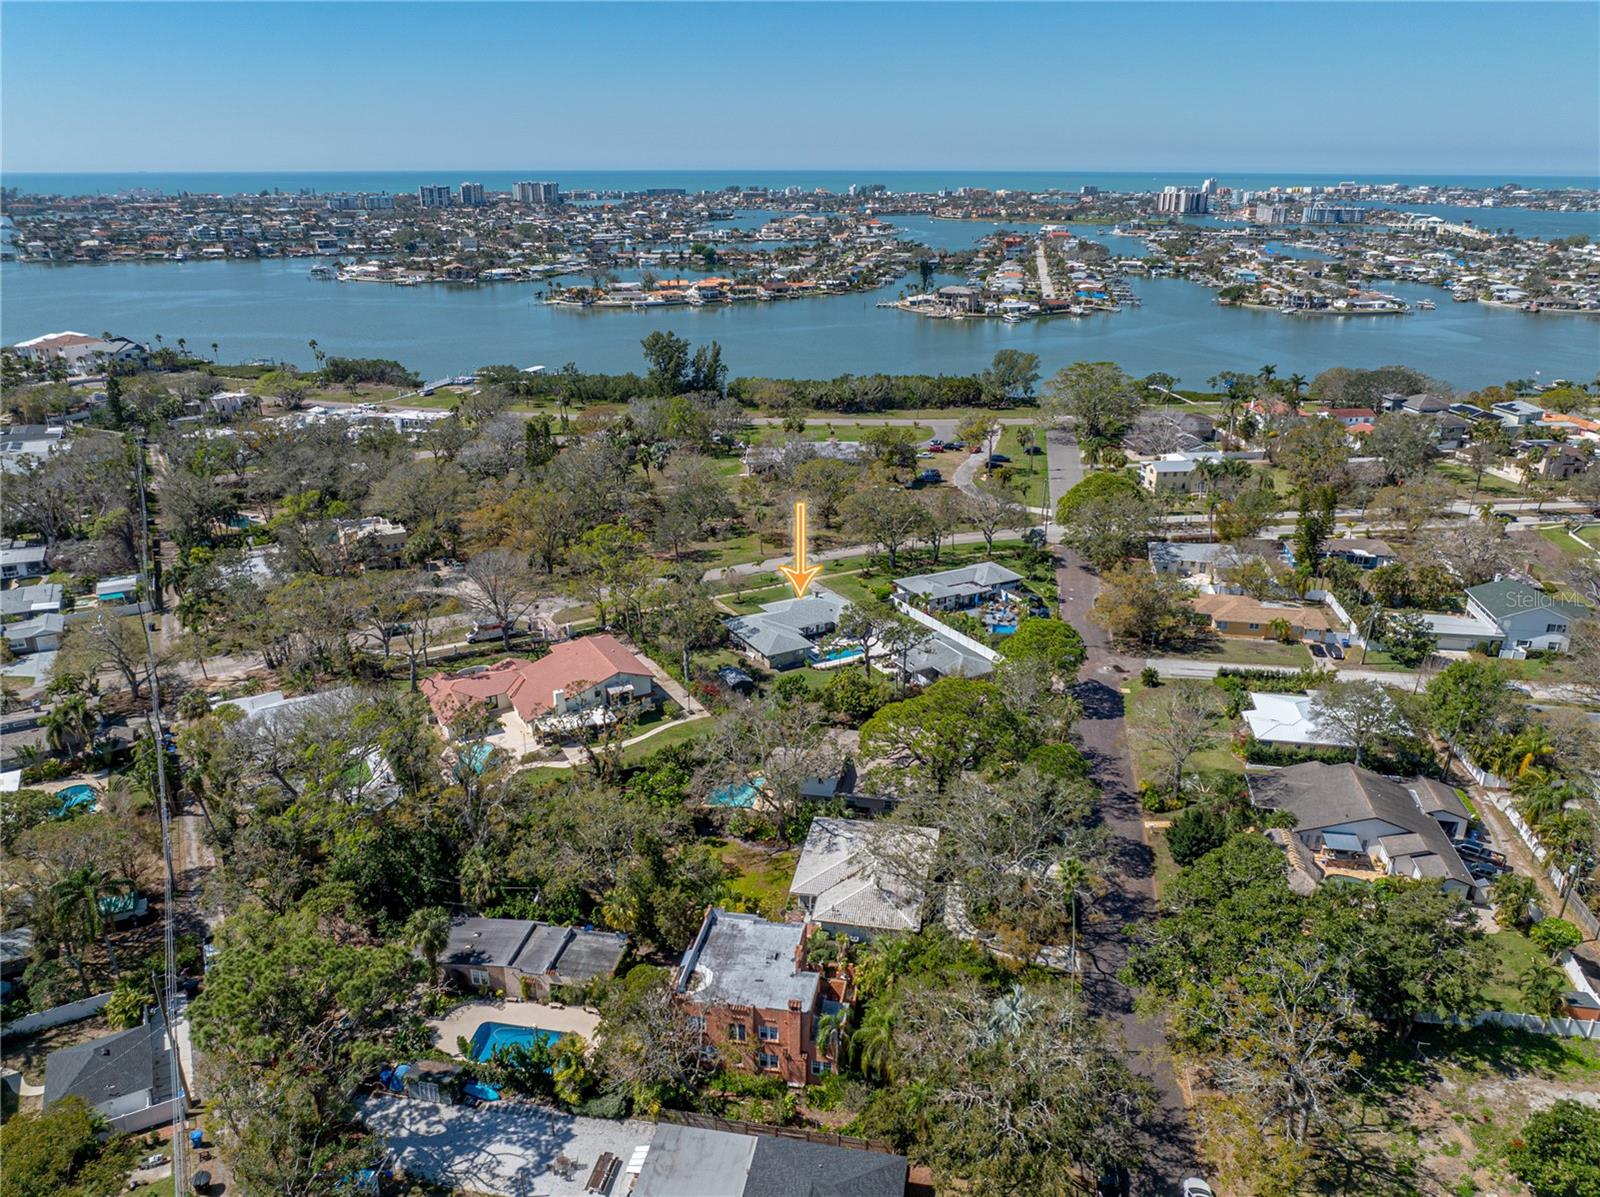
left=990, top=624, right=1018, bottom=635
left=810, top=646, right=863, bottom=663
left=51, top=784, right=98, bottom=817
left=709, top=776, right=766, bottom=808
left=457, top=742, right=494, bottom=774
left=469, top=1021, right=561, bottom=1062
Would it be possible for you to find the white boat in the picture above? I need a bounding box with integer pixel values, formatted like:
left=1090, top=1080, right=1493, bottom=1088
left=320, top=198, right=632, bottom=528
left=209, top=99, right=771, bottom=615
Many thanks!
left=1415, top=299, right=1436, bottom=310
left=308, top=264, right=335, bottom=279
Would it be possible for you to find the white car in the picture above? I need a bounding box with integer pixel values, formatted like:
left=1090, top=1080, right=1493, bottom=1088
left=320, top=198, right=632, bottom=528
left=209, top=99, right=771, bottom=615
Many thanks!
left=1182, top=1181, right=1217, bottom=1197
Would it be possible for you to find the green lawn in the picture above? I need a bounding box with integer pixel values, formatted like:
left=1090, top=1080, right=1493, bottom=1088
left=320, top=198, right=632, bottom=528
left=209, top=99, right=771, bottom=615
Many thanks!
left=1147, top=824, right=1179, bottom=896
left=1166, top=637, right=1314, bottom=669
left=1337, top=646, right=1419, bottom=673
left=991, top=422, right=1050, bottom=509
left=712, top=839, right=797, bottom=921
left=744, top=421, right=935, bottom=447
left=1122, top=677, right=1242, bottom=789
left=1482, top=930, right=1547, bottom=1013
left=1539, top=524, right=1600, bottom=558
left=1435, top=462, right=1526, bottom=498
left=617, top=717, right=711, bottom=766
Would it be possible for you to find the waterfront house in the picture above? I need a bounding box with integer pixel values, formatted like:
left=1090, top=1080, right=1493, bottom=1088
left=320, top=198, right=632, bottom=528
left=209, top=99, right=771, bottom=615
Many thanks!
left=1491, top=399, right=1547, bottom=428
left=1464, top=580, right=1589, bottom=654
left=439, top=916, right=627, bottom=1001
left=673, top=908, right=844, bottom=1085
left=724, top=588, right=848, bottom=671
left=419, top=634, right=658, bottom=740
left=12, top=331, right=148, bottom=375
left=789, top=818, right=939, bottom=939
left=1249, top=762, right=1475, bottom=896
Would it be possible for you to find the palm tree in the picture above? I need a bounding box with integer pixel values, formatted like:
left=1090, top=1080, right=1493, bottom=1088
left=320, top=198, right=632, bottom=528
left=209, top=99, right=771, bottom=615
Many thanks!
left=1286, top=372, right=1307, bottom=397
left=1518, top=962, right=1570, bottom=1018
left=54, top=865, right=130, bottom=981
left=815, top=1006, right=850, bottom=1067
left=985, top=983, right=1042, bottom=1042
left=849, top=1003, right=896, bottom=1082
left=42, top=693, right=99, bottom=759
left=404, top=907, right=451, bottom=985
left=210, top=342, right=219, bottom=362
left=1258, top=364, right=1278, bottom=385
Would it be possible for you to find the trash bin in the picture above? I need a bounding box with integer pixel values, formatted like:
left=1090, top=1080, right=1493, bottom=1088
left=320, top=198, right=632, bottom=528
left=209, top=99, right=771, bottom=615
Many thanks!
left=189, top=1130, right=204, bottom=1149
left=191, top=1171, right=211, bottom=1193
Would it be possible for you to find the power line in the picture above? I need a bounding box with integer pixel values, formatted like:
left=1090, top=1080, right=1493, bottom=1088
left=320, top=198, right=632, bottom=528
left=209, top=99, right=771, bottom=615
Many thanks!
left=133, top=437, right=187, bottom=1194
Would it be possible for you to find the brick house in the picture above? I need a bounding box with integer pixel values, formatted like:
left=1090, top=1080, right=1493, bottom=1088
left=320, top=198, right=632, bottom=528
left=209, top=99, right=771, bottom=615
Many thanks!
left=672, top=908, right=848, bottom=1086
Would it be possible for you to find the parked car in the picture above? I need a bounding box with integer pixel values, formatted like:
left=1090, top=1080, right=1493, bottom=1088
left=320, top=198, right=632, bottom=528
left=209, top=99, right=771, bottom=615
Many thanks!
left=1182, top=1181, right=1217, bottom=1197
left=1308, top=642, right=1327, bottom=658
left=1024, top=443, right=1045, bottom=455
left=986, top=452, right=1011, bottom=464
left=915, top=468, right=943, bottom=485
left=1327, top=643, right=1345, bottom=660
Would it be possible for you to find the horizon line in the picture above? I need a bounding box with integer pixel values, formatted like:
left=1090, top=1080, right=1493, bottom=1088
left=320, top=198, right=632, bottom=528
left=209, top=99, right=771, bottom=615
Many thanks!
left=5, top=166, right=1599, bottom=180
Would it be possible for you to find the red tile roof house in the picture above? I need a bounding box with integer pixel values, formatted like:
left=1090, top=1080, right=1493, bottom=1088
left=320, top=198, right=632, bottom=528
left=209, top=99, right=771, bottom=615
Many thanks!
left=419, top=634, right=658, bottom=744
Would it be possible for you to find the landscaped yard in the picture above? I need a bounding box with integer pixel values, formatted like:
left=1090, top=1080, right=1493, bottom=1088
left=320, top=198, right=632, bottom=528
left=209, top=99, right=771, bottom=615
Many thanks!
left=1166, top=636, right=1314, bottom=669
left=1436, top=462, right=1528, bottom=498
left=711, top=838, right=797, bottom=921
left=1482, top=929, right=1548, bottom=1013
left=1539, top=523, right=1600, bottom=558
left=1122, top=677, right=1243, bottom=789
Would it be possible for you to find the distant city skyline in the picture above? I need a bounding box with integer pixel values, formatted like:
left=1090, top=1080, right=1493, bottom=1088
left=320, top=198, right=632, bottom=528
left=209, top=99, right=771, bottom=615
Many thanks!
left=3, top=2, right=1597, bottom=177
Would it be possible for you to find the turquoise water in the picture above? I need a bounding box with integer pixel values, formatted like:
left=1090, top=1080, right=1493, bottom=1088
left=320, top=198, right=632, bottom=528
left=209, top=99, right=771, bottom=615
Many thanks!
left=51, top=784, right=98, bottom=817
left=811, top=646, right=865, bottom=663
left=458, top=742, right=494, bottom=774
left=991, top=624, right=1018, bottom=636
left=709, top=779, right=764, bottom=808
left=5, top=250, right=1597, bottom=387
left=469, top=1022, right=560, bottom=1062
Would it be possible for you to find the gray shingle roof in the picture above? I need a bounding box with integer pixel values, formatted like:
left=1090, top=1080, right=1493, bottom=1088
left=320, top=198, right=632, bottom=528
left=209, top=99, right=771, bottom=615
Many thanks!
left=44, top=1015, right=172, bottom=1113
left=1466, top=579, right=1589, bottom=624
left=725, top=588, right=847, bottom=660
left=1250, top=762, right=1473, bottom=886
left=893, top=561, right=1024, bottom=601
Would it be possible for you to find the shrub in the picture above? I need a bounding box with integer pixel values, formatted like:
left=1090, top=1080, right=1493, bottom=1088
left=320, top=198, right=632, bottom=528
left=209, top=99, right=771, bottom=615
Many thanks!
left=1507, top=1100, right=1600, bottom=1196
left=1139, top=667, right=1161, bottom=688
left=103, top=981, right=151, bottom=1029
left=1241, top=737, right=1357, bottom=767
left=1529, top=917, right=1583, bottom=958
left=1139, top=782, right=1185, bottom=814
left=1166, top=805, right=1232, bottom=868
left=1026, top=742, right=1091, bottom=780
left=822, top=669, right=892, bottom=724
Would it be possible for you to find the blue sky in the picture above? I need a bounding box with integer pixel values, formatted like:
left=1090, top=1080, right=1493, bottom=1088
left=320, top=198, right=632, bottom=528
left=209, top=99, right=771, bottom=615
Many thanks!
left=3, top=2, right=1597, bottom=175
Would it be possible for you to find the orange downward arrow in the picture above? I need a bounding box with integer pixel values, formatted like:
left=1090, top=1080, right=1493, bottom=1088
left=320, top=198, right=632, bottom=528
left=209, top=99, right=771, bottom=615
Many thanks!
left=778, top=500, right=823, bottom=598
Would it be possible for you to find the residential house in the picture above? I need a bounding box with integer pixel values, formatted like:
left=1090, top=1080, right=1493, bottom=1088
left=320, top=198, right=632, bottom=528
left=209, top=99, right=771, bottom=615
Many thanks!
left=632, top=1123, right=907, bottom=1197
left=0, top=583, right=64, bottom=622
left=1322, top=407, right=1378, bottom=428
left=1320, top=536, right=1396, bottom=570
left=0, top=927, right=35, bottom=982
left=891, top=561, right=1026, bottom=612
left=1491, top=399, right=1547, bottom=428
left=439, top=916, right=628, bottom=1001
left=1148, top=538, right=1284, bottom=584
left=1464, top=580, right=1590, bottom=654
left=0, top=542, right=48, bottom=581
left=1, top=425, right=67, bottom=474
left=1191, top=593, right=1337, bottom=642
left=95, top=574, right=141, bottom=604
left=3, top=613, right=64, bottom=655
left=673, top=908, right=844, bottom=1085
left=725, top=588, right=848, bottom=671
left=12, top=331, right=148, bottom=374
left=789, top=818, right=939, bottom=939
left=43, top=1012, right=180, bottom=1133
left=1242, top=692, right=1353, bottom=748
left=742, top=439, right=863, bottom=475
left=334, top=516, right=409, bottom=564
left=1249, top=761, right=1476, bottom=895
left=420, top=634, right=658, bottom=740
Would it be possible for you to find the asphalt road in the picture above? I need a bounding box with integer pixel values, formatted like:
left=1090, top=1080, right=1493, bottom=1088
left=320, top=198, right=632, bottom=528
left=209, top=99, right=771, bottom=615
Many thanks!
left=1051, top=430, right=1200, bottom=1191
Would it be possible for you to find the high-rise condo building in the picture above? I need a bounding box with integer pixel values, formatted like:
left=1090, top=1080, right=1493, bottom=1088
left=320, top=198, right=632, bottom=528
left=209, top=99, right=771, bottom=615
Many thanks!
left=1157, top=186, right=1208, bottom=215
left=513, top=180, right=561, bottom=205
left=417, top=185, right=454, bottom=208
left=459, top=181, right=486, bottom=207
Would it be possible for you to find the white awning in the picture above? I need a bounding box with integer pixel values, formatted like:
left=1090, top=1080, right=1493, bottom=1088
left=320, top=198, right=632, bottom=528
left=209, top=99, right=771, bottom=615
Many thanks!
left=1322, top=831, right=1366, bottom=854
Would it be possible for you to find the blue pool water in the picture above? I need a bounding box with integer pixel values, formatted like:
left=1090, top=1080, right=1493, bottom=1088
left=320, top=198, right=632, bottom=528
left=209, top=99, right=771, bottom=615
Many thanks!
left=810, top=646, right=864, bottom=663
left=469, top=1022, right=561, bottom=1062
left=709, top=778, right=764, bottom=808
left=456, top=742, right=494, bottom=775
left=990, top=624, right=1018, bottom=636
left=51, top=784, right=98, bottom=817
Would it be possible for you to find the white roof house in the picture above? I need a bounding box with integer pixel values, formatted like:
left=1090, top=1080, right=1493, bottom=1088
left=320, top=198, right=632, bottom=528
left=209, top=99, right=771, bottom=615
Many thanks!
left=1242, top=692, right=1353, bottom=747
left=789, top=818, right=939, bottom=938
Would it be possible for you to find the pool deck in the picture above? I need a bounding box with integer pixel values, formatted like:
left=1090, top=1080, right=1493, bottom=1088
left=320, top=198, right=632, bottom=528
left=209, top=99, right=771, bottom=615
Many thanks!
left=429, top=999, right=600, bottom=1058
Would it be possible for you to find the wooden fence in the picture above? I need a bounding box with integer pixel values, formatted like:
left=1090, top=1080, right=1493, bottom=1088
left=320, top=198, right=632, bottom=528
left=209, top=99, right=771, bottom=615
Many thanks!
left=655, top=1109, right=899, bottom=1156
